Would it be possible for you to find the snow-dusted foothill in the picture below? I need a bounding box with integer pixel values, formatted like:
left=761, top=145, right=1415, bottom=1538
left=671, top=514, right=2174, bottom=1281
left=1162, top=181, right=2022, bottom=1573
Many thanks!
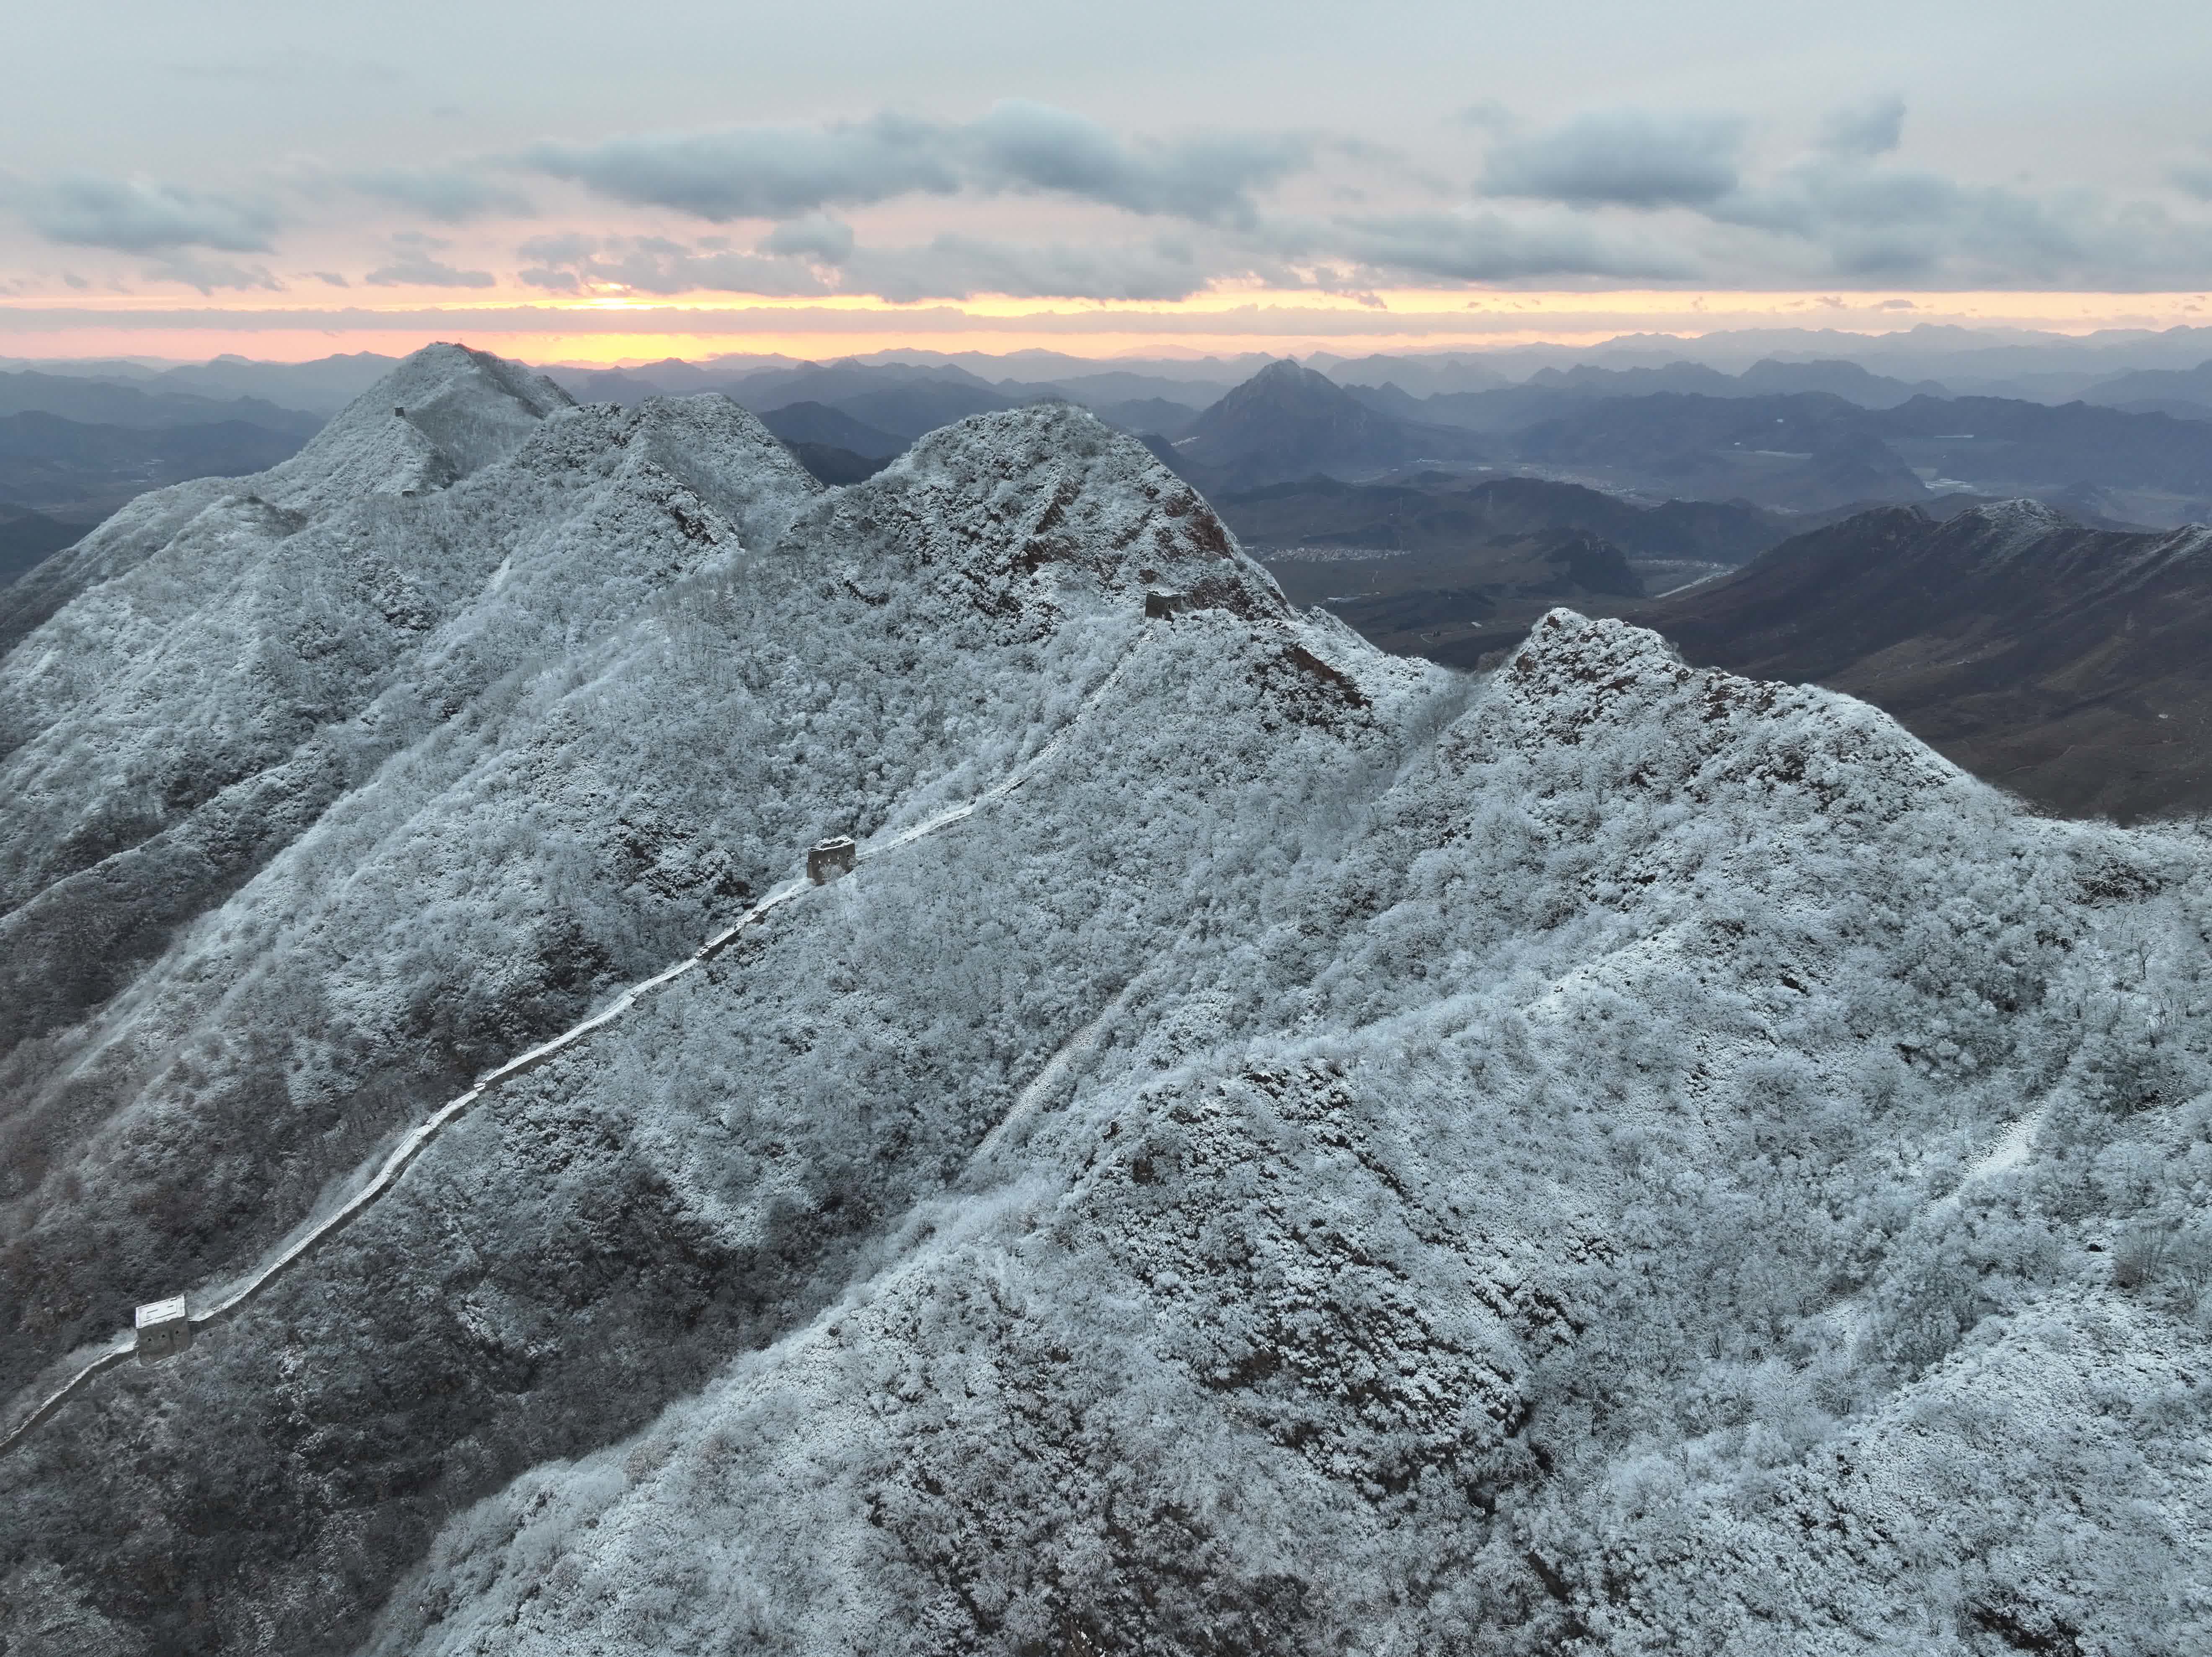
left=2, top=346, right=2209, bottom=1656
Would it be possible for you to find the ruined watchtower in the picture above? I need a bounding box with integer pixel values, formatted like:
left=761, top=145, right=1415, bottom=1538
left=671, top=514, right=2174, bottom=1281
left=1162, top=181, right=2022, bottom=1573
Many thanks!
left=1144, top=590, right=1191, bottom=621
left=808, top=836, right=857, bottom=884
left=134, top=1297, right=191, bottom=1362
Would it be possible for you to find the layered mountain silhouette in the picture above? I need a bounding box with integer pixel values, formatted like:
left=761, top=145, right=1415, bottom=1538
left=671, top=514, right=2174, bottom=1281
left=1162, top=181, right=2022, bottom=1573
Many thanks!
left=4, top=346, right=2212, bottom=1655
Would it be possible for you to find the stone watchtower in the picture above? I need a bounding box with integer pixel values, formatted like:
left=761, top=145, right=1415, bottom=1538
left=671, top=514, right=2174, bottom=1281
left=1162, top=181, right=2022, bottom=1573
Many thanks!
left=808, top=836, right=857, bottom=884
left=135, top=1297, right=191, bottom=1361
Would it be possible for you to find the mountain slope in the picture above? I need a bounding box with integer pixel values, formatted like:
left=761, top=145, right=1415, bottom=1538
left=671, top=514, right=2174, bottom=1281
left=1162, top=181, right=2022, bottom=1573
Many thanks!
left=0, top=503, right=76, bottom=584
left=2, top=348, right=2210, bottom=1657
left=757, top=399, right=907, bottom=459
left=1646, top=499, right=2212, bottom=820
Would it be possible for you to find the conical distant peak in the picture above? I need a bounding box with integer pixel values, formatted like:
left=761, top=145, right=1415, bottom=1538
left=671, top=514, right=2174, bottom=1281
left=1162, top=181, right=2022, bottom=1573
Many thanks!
left=1248, top=357, right=1331, bottom=390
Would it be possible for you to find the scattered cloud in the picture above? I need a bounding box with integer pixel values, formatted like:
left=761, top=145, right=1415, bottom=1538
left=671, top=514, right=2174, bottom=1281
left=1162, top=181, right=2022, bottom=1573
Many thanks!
left=963, top=101, right=1307, bottom=227
left=142, top=253, right=283, bottom=293
left=1480, top=112, right=1745, bottom=209
left=522, top=102, right=1309, bottom=228
left=1712, top=157, right=2092, bottom=280
left=841, top=233, right=1213, bottom=302
left=19, top=175, right=281, bottom=253
left=1456, top=101, right=1517, bottom=135
left=512, top=225, right=1212, bottom=302
left=523, top=114, right=959, bottom=222
left=343, top=167, right=535, bottom=224
left=1818, top=96, right=1907, bottom=160
left=757, top=214, right=855, bottom=263
left=365, top=232, right=495, bottom=288
left=515, top=232, right=829, bottom=297
left=13, top=96, right=2212, bottom=309
left=1328, top=209, right=1701, bottom=282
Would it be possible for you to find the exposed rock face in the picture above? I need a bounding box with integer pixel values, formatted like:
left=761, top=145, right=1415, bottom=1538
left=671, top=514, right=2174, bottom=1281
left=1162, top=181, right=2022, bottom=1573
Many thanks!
left=3, top=348, right=2211, bottom=1657
left=1647, top=498, right=2212, bottom=820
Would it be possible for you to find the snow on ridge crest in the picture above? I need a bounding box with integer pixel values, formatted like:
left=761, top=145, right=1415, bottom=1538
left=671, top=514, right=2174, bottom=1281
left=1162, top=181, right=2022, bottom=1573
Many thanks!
left=262, top=342, right=576, bottom=514
left=844, top=400, right=1290, bottom=623
left=1495, top=607, right=1978, bottom=813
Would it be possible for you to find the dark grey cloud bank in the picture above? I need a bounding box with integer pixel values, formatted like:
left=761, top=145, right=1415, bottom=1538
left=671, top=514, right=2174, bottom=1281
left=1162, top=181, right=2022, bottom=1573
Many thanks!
left=341, top=168, right=536, bottom=225
left=522, top=102, right=1309, bottom=230
left=515, top=227, right=1215, bottom=303
left=1480, top=113, right=1746, bottom=208
left=8, top=92, right=2212, bottom=300
left=18, top=176, right=282, bottom=253
left=366, top=232, right=496, bottom=289
left=504, top=98, right=2212, bottom=294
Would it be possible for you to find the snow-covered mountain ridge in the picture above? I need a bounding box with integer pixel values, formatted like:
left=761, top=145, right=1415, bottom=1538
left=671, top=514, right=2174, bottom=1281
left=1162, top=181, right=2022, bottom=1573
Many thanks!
left=1, top=346, right=2208, bottom=1655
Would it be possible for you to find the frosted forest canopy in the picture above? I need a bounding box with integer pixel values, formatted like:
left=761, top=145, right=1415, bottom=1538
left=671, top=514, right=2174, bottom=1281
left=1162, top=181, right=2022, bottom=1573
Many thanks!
left=0, top=345, right=2207, bottom=1655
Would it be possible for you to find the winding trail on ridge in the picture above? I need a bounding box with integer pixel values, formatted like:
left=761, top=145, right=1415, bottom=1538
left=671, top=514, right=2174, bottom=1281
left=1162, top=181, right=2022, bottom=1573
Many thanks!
left=0, top=632, right=1151, bottom=1461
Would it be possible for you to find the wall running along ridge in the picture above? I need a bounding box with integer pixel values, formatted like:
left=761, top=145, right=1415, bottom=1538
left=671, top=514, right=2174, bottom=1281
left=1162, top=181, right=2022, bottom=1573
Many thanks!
left=0, top=634, right=1149, bottom=1461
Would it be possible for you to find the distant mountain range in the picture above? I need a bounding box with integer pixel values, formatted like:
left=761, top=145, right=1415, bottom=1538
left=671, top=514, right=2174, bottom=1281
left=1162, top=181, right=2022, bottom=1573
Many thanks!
left=0, top=370, right=326, bottom=434
left=4, top=344, right=2209, bottom=590
left=0, top=412, right=318, bottom=527
left=1643, top=501, right=2212, bottom=821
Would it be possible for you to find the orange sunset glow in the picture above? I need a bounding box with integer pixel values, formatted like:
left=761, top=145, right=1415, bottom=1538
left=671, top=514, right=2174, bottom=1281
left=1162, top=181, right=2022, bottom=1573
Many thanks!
left=7, top=286, right=2210, bottom=364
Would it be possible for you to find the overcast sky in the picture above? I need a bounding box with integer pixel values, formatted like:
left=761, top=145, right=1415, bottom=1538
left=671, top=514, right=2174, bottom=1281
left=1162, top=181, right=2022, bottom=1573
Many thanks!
left=5, top=0, right=2211, bottom=361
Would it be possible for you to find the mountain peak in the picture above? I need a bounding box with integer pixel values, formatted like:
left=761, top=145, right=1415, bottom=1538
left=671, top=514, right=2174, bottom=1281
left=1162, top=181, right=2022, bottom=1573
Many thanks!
left=265, top=342, right=575, bottom=512
left=1175, top=358, right=1449, bottom=486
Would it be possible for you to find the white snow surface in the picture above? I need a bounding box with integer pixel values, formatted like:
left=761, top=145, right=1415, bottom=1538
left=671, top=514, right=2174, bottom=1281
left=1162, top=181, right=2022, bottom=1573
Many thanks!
left=1, top=346, right=2210, bottom=1657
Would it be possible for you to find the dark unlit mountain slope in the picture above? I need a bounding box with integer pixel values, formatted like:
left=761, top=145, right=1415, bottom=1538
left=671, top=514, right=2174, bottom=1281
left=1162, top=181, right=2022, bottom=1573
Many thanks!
left=1227, top=475, right=1790, bottom=657
left=2079, top=358, right=2212, bottom=413
left=732, top=360, right=1022, bottom=440
left=0, top=504, right=77, bottom=584
left=1518, top=391, right=1931, bottom=511
left=1649, top=499, right=2212, bottom=819
left=756, top=400, right=907, bottom=459
left=1223, top=472, right=1786, bottom=565
left=5, top=346, right=2212, bottom=1657
left=1174, top=359, right=1483, bottom=487
left=1268, top=528, right=1646, bottom=656
left=0, top=370, right=324, bottom=433
left=0, top=411, right=319, bottom=524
